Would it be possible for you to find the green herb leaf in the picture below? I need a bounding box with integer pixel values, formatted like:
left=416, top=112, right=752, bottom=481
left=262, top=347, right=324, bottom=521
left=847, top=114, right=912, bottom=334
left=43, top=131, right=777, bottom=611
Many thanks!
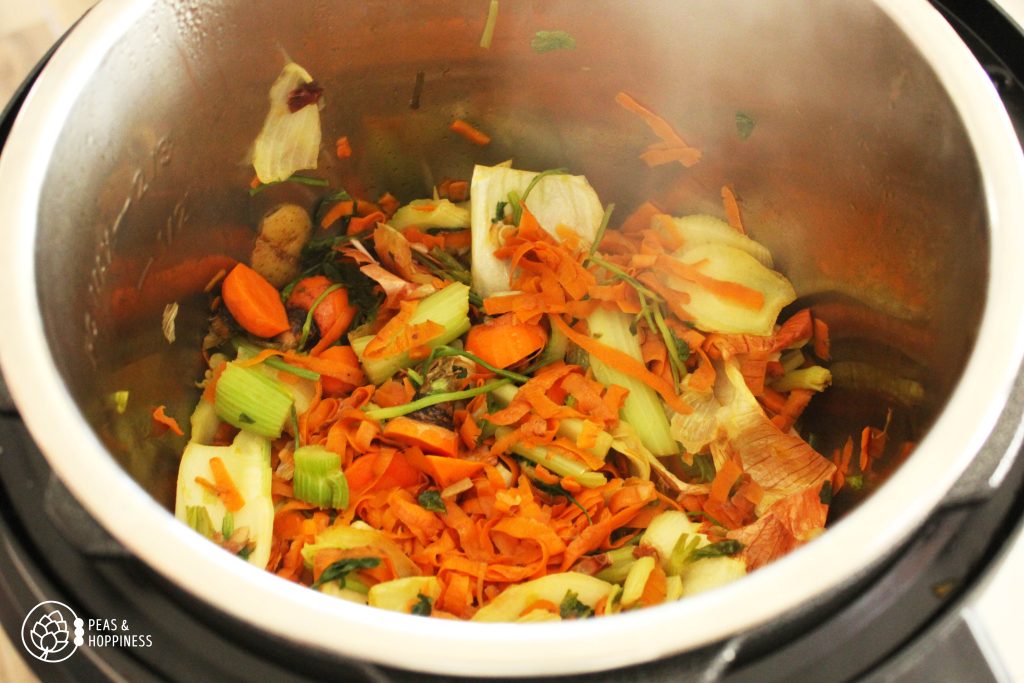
left=418, top=490, right=447, bottom=513
left=559, top=590, right=594, bottom=619
left=680, top=453, right=716, bottom=484
left=493, top=200, right=508, bottom=224
left=692, top=539, right=744, bottom=559
left=526, top=468, right=592, bottom=524
left=736, top=111, right=756, bottom=141
left=532, top=30, right=577, bottom=53
left=312, top=556, right=382, bottom=589
left=249, top=173, right=329, bottom=197
left=237, top=546, right=254, bottom=560
left=411, top=593, right=433, bottom=616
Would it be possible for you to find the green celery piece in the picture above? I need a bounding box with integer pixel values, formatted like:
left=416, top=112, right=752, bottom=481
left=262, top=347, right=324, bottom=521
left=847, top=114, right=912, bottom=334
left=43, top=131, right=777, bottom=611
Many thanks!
left=496, top=427, right=606, bottom=488
left=585, top=308, right=678, bottom=455
left=352, top=282, right=471, bottom=384
left=214, top=362, right=294, bottom=438
left=293, top=445, right=349, bottom=509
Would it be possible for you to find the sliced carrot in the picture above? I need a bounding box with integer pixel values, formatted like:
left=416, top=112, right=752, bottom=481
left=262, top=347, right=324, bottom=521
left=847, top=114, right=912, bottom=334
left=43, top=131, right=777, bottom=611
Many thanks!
left=424, top=455, right=486, bottom=489
left=345, top=450, right=422, bottom=493
left=152, top=405, right=184, bottom=436
left=336, top=136, right=352, bottom=159
left=221, top=263, right=290, bottom=337
left=209, top=456, right=245, bottom=512
left=639, top=564, right=668, bottom=607
left=378, top=192, right=400, bottom=219
left=315, top=346, right=366, bottom=395
left=464, top=314, right=547, bottom=370
left=320, top=200, right=355, bottom=230
left=450, top=119, right=491, bottom=145
left=348, top=210, right=386, bottom=236
left=383, top=416, right=460, bottom=458
left=721, top=185, right=745, bottom=234
left=286, top=276, right=357, bottom=349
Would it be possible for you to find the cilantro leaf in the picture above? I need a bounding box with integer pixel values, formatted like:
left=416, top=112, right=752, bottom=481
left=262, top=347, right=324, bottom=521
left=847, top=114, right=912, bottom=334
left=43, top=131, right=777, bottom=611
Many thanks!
left=532, top=30, right=577, bottom=53
left=418, top=490, right=447, bottom=513
left=311, top=556, right=381, bottom=589
left=411, top=593, right=433, bottom=616
left=735, top=111, right=756, bottom=140
left=559, top=590, right=594, bottom=619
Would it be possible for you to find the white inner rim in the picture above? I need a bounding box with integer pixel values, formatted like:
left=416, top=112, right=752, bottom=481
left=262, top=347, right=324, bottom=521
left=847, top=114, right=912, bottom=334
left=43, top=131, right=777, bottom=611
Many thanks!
left=2, top=0, right=1024, bottom=677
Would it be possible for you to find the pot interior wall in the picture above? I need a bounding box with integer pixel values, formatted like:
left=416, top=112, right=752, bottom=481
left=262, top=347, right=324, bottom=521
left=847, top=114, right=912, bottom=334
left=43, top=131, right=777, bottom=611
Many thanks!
left=31, top=0, right=985, bottom=511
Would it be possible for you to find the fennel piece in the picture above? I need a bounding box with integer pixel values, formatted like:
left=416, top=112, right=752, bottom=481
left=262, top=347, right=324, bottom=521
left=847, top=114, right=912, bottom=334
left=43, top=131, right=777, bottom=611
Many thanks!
left=585, top=308, right=678, bottom=456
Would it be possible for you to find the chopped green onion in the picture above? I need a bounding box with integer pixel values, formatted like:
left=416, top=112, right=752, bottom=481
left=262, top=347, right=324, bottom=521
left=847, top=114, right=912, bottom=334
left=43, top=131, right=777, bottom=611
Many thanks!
left=364, top=380, right=510, bottom=421
left=692, top=539, right=744, bottom=560
left=221, top=511, right=235, bottom=539
left=298, top=283, right=344, bottom=349
left=214, top=363, right=294, bottom=438
left=293, top=445, right=349, bottom=509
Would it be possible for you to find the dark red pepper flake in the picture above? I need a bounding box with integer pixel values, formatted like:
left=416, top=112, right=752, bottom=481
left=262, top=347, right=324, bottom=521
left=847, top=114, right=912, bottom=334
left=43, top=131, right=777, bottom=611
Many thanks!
left=287, top=82, right=324, bottom=113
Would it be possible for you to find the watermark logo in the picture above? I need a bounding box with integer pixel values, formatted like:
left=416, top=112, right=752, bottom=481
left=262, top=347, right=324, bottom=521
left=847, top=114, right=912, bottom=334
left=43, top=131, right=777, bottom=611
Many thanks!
left=20, top=601, right=83, bottom=663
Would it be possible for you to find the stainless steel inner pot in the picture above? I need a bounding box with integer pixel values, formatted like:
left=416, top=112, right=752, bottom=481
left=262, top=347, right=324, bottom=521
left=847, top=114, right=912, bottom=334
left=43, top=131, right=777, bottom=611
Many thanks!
left=2, top=0, right=1024, bottom=677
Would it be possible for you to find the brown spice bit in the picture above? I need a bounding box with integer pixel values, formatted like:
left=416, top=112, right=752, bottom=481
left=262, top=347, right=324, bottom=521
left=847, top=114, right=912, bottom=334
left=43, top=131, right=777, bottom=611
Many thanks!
left=287, top=82, right=324, bottom=113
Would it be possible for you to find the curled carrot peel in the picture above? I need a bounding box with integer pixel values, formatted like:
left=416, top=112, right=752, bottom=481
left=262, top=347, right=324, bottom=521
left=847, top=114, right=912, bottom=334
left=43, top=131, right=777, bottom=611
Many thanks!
left=464, top=314, right=547, bottom=370
left=221, top=263, right=290, bottom=337
left=152, top=405, right=184, bottom=436
left=550, top=315, right=691, bottom=415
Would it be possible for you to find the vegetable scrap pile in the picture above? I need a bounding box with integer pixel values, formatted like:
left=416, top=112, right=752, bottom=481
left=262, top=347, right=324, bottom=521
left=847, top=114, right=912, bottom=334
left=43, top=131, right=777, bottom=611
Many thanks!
left=170, top=62, right=901, bottom=622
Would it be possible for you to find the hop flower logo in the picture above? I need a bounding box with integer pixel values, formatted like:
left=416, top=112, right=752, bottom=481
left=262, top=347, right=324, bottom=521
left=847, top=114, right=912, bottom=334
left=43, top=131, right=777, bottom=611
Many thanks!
left=21, top=601, right=81, bottom=663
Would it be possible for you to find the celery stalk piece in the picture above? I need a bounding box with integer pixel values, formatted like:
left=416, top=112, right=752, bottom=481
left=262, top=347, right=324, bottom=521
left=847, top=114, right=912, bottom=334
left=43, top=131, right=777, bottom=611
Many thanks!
left=495, top=427, right=606, bottom=488
left=770, top=365, right=832, bottom=393
left=585, top=308, right=678, bottom=456
left=352, top=282, right=471, bottom=385
left=620, top=555, right=656, bottom=607
left=174, top=430, right=274, bottom=569
left=214, top=362, right=294, bottom=438
left=293, top=445, right=349, bottom=509
left=469, top=164, right=605, bottom=297
left=472, top=572, right=614, bottom=622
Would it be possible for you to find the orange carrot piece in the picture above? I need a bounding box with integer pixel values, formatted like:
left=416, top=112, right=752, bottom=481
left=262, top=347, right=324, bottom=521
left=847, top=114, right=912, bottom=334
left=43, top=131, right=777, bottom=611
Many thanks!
left=286, top=276, right=357, bottom=350
left=209, top=457, right=245, bottom=512
left=520, top=599, right=559, bottom=617
left=639, top=564, right=668, bottom=607
left=709, top=459, right=743, bottom=504
left=221, top=263, right=290, bottom=337
left=345, top=450, right=422, bottom=493
left=336, top=136, right=352, bottom=159
left=383, top=416, right=460, bottom=458
left=319, top=200, right=355, bottom=229
left=812, top=317, right=831, bottom=361
left=457, top=412, right=482, bottom=449
left=447, top=180, right=469, bottom=202
left=348, top=210, right=386, bottom=236
left=450, top=119, right=491, bottom=145
left=721, top=185, right=745, bottom=234
left=315, top=346, right=366, bottom=395
left=378, top=192, right=400, bottom=219
left=374, top=379, right=416, bottom=408
left=464, top=314, right=547, bottom=370
left=656, top=255, right=764, bottom=311
left=152, top=405, right=184, bottom=436
left=423, top=455, right=486, bottom=489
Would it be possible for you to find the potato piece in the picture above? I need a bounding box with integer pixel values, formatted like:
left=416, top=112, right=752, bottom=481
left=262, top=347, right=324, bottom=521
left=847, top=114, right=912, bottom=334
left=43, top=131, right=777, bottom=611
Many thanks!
left=251, top=204, right=312, bottom=287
